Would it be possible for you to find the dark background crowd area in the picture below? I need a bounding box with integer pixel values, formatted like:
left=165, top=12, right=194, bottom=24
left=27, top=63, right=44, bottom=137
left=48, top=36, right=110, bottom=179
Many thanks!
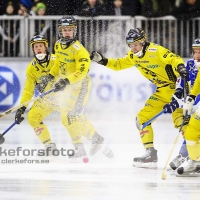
left=0, top=0, right=200, bottom=20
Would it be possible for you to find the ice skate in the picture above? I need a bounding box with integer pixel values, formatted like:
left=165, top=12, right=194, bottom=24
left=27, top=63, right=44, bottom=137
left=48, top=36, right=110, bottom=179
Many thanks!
left=37, top=143, right=57, bottom=157
left=90, top=133, right=114, bottom=159
left=37, top=143, right=58, bottom=162
left=176, top=157, right=200, bottom=177
left=133, top=148, right=158, bottom=169
left=44, top=143, right=57, bottom=156
left=69, top=143, right=88, bottom=163
left=169, top=154, right=186, bottom=170
left=90, top=133, right=104, bottom=156
left=102, top=146, right=114, bottom=159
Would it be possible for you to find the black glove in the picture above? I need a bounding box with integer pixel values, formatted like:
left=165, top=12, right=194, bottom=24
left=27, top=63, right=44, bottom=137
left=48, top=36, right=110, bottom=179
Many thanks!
left=54, top=78, right=70, bottom=92
left=15, top=106, right=26, bottom=124
left=163, top=88, right=183, bottom=114
left=177, top=64, right=188, bottom=79
left=90, top=51, right=108, bottom=66
left=174, top=88, right=183, bottom=99
left=38, top=74, right=54, bottom=93
left=182, top=115, right=191, bottom=127
left=163, top=100, right=180, bottom=114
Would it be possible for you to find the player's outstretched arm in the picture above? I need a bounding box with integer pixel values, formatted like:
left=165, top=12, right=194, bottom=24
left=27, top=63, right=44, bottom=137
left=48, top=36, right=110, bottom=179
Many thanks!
left=91, top=51, right=134, bottom=71
left=90, top=51, right=108, bottom=66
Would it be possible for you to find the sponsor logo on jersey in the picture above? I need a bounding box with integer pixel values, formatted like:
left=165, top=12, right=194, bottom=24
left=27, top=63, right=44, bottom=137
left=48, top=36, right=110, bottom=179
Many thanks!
left=64, top=58, right=75, bottom=63
left=148, top=48, right=157, bottom=52
left=59, top=52, right=69, bottom=56
left=69, top=49, right=76, bottom=53
left=79, top=58, right=89, bottom=62
left=135, top=60, right=149, bottom=63
left=145, top=103, right=153, bottom=107
left=152, top=43, right=159, bottom=46
left=41, top=70, right=50, bottom=73
left=148, top=55, right=156, bottom=58
left=140, top=130, right=149, bottom=138
left=149, top=96, right=159, bottom=101
left=146, top=64, right=159, bottom=69
left=134, top=64, right=140, bottom=68
left=73, top=44, right=80, bottom=50
left=0, top=66, right=20, bottom=111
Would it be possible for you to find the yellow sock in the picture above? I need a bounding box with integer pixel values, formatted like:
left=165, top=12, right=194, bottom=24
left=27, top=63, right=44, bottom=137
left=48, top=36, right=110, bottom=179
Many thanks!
left=140, top=125, right=154, bottom=148
left=34, top=124, right=52, bottom=145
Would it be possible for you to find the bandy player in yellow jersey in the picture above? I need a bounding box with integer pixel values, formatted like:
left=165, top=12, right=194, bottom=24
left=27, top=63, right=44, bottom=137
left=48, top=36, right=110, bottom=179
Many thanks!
left=15, top=35, right=59, bottom=153
left=39, top=16, right=113, bottom=161
left=176, top=46, right=200, bottom=176
left=91, top=28, right=188, bottom=168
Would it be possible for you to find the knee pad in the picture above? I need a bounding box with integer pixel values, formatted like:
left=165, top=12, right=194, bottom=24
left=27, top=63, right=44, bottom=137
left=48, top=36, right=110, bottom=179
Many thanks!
left=136, top=116, right=151, bottom=130
left=136, top=116, right=142, bottom=130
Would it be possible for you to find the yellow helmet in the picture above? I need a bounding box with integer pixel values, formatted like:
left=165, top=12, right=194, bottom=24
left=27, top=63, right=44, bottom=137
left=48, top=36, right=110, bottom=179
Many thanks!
left=30, top=35, right=48, bottom=48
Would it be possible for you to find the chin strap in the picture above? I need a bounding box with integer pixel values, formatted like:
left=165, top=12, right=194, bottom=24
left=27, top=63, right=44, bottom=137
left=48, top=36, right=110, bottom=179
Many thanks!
left=35, top=53, right=46, bottom=61
left=133, top=42, right=150, bottom=58
left=134, top=49, right=143, bottom=58
left=35, top=52, right=50, bottom=64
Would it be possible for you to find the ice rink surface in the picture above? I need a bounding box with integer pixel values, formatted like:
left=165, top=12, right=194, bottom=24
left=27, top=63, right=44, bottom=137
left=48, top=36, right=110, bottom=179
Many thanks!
left=0, top=113, right=200, bottom=200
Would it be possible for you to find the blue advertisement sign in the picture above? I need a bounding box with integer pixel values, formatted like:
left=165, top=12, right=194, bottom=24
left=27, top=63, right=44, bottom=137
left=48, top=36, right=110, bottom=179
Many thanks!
left=0, top=66, right=20, bottom=111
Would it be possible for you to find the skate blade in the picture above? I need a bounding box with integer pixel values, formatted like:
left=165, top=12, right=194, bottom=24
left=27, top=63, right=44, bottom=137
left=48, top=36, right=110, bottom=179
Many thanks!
left=132, top=161, right=157, bottom=169
left=69, top=156, right=89, bottom=163
left=176, top=172, right=200, bottom=177
left=89, top=144, right=114, bottom=159
left=89, top=144, right=103, bottom=158
left=101, top=145, right=114, bottom=159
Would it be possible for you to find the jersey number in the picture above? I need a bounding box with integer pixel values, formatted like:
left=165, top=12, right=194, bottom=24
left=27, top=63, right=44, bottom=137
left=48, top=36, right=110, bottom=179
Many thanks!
left=35, top=66, right=39, bottom=71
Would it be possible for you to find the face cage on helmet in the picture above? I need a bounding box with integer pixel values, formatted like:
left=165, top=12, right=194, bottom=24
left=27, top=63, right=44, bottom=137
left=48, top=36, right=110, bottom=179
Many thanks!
left=58, top=25, right=77, bottom=44
left=126, top=38, right=145, bottom=47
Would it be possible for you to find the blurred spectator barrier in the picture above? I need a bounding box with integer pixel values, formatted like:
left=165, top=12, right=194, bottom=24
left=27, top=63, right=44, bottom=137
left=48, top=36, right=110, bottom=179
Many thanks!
left=1, top=15, right=200, bottom=58
left=0, top=15, right=27, bottom=57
